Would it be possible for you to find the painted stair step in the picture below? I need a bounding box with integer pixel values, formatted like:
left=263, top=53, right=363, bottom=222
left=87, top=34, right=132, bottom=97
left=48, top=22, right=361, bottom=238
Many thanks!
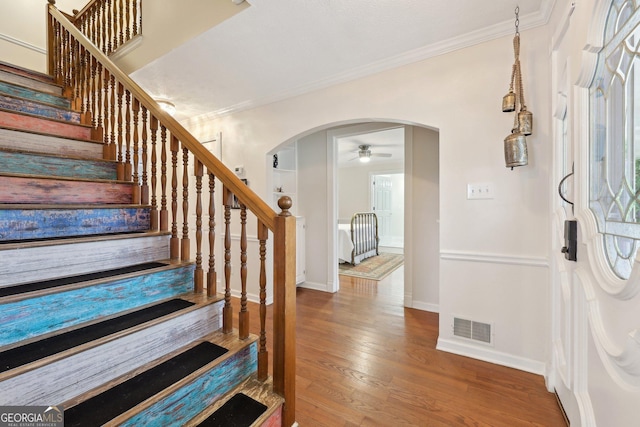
left=1, top=301, right=224, bottom=405
left=197, top=393, right=267, bottom=427
left=184, top=376, right=283, bottom=427
left=0, top=110, right=92, bottom=140
left=0, top=81, right=70, bottom=109
left=64, top=341, right=228, bottom=427
left=0, top=127, right=104, bottom=159
left=0, top=233, right=170, bottom=288
left=117, top=341, right=258, bottom=427
left=0, top=61, right=56, bottom=85
left=0, top=206, right=150, bottom=241
left=0, top=264, right=194, bottom=348
left=0, top=175, right=132, bottom=204
left=0, top=298, right=194, bottom=372
left=0, top=150, right=116, bottom=180
left=0, top=261, right=167, bottom=298
left=0, top=94, right=80, bottom=123
left=0, top=69, right=63, bottom=96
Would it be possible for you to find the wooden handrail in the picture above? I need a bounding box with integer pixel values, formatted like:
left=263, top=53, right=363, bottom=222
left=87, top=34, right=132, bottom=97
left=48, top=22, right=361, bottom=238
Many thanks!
left=70, top=0, right=100, bottom=21
left=47, top=5, right=277, bottom=230
left=47, top=2, right=296, bottom=425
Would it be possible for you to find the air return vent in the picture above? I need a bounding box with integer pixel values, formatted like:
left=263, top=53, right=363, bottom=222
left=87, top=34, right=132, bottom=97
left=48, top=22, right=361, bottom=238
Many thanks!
left=453, top=317, right=493, bottom=345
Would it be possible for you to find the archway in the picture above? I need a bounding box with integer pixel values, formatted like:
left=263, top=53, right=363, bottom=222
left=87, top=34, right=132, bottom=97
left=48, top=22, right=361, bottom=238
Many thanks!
left=269, top=119, right=439, bottom=311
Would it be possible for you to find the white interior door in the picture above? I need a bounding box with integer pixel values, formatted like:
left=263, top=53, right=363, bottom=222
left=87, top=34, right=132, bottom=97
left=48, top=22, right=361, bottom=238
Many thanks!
left=371, top=174, right=393, bottom=246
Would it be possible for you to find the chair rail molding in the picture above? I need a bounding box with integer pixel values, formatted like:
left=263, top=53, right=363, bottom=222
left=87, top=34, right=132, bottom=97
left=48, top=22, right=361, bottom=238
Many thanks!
left=0, top=33, right=46, bottom=54
left=440, top=250, right=549, bottom=268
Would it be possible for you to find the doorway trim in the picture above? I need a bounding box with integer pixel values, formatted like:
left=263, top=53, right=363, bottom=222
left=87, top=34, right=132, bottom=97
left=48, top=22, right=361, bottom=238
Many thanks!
left=326, top=122, right=411, bottom=298
left=370, top=171, right=404, bottom=248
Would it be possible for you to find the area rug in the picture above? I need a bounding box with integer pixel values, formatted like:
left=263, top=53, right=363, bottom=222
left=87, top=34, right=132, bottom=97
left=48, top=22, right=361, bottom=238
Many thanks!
left=339, top=252, right=404, bottom=281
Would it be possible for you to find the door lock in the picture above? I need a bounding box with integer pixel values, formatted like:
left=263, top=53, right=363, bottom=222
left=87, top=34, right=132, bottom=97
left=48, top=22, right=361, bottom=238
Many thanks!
left=561, top=220, right=577, bottom=261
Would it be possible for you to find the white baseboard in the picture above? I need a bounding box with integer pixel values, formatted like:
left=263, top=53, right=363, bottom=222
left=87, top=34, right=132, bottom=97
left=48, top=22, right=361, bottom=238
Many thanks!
left=297, top=281, right=333, bottom=292
left=437, top=337, right=546, bottom=375
left=229, top=288, right=273, bottom=306
left=410, top=300, right=439, bottom=313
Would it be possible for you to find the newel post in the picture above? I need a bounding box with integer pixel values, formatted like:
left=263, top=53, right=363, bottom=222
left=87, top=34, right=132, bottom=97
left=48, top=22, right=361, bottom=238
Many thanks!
left=273, top=196, right=296, bottom=427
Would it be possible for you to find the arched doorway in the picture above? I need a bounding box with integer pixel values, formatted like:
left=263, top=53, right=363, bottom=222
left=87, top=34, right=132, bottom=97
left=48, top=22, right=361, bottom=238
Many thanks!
left=270, top=120, right=439, bottom=311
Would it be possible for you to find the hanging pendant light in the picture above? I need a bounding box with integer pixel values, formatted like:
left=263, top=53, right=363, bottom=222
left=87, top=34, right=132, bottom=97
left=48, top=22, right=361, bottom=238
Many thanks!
left=502, top=6, right=533, bottom=169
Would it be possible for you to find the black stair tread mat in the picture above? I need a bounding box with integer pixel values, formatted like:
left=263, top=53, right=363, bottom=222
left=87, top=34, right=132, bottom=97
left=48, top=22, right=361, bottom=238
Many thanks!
left=0, top=262, right=168, bottom=298
left=198, top=393, right=268, bottom=427
left=0, top=298, right=194, bottom=373
left=64, top=341, right=229, bottom=427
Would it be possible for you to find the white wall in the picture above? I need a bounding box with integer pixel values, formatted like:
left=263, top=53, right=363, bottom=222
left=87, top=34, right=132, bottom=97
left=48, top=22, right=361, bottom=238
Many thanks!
left=185, top=19, right=553, bottom=375
left=409, top=126, right=439, bottom=311
left=337, top=161, right=403, bottom=221
left=0, top=0, right=88, bottom=72
left=388, top=173, right=405, bottom=241
left=297, top=131, right=329, bottom=289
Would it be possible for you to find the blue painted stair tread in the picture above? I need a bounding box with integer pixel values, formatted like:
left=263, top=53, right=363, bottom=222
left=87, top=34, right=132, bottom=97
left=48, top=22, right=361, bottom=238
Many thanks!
left=198, top=393, right=268, bottom=427
left=0, top=298, right=194, bottom=373
left=0, top=81, right=70, bottom=109
left=0, top=207, right=150, bottom=241
left=120, top=344, right=257, bottom=427
left=0, top=262, right=167, bottom=298
left=0, top=265, right=193, bottom=346
left=0, top=95, right=81, bottom=123
left=0, top=150, right=117, bottom=180
left=63, top=341, right=229, bottom=427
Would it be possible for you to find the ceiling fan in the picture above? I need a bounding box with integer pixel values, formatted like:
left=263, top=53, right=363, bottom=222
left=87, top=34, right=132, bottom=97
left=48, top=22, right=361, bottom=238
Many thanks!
left=350, top=144, right=392, bottom=163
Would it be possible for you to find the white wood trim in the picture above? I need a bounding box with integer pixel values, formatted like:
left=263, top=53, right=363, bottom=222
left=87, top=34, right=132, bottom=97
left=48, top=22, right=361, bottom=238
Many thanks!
left=109, top=34, right=144, bottom=61
left=229, top=288, right=274, bottom=306
left=0, top=32, right=46, bottom=54
left=327, top=129, right=338, bottom=293
left=404, top=126, right=414, bottom=311
left=296, top=281, right=331, bottom=292
left=410, top=300, right=439, bottom=313
left=224, top=233, right=259, bottom=243
left=436, top=337, right=546, bottom=376
left=440, top=250, right=549, bottom=268
left=550, top=1, right=576, bottom=53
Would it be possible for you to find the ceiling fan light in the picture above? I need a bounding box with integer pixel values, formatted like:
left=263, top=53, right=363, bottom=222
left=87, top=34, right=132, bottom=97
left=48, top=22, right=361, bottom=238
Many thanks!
left=359, top=150, right=371, bottom=163
left=156, top=99, right=176, bottom=116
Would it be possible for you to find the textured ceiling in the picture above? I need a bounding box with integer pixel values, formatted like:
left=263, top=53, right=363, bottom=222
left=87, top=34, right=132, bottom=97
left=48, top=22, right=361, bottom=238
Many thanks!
left=338, top=127, right=405, bottom=166
left=130, top=0, right=553, bottom=121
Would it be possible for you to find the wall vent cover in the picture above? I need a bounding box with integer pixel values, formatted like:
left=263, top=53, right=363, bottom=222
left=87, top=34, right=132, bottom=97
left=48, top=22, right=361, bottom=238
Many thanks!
left=453, top=317, right=492, bottom=345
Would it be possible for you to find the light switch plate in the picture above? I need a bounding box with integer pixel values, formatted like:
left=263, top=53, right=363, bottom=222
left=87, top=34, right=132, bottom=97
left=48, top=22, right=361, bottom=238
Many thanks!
left=467, top=183, right=493, bottom=200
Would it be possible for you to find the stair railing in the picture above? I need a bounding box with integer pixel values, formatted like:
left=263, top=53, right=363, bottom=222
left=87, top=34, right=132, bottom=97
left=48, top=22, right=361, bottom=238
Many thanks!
left=47, top=2, right=296, bottom=425
left=63, top=0, right=141, bottom=56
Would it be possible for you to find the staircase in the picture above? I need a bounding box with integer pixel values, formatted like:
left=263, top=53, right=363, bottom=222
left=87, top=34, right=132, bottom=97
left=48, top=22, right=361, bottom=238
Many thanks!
left=0, top=61, right=284, bottom=425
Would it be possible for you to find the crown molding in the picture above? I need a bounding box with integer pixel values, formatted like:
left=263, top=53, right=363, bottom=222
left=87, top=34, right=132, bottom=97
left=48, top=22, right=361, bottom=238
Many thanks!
left=0, top=33, right=46, bottom=55
left=185, top=2, right=556, bottom=123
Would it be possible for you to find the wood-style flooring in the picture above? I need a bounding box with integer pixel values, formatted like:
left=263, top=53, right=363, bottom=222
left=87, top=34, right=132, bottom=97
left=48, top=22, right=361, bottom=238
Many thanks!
left=234, top=266, right=566, bottom=426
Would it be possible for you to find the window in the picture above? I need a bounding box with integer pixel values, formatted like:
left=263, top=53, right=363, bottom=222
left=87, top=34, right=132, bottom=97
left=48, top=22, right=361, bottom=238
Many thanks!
left=590, top=0, right=640, bottom=278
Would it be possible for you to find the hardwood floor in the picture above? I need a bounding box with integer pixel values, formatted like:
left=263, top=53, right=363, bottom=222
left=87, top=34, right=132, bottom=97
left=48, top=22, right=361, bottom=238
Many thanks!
left=235, top=266, right=566, bottom=426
